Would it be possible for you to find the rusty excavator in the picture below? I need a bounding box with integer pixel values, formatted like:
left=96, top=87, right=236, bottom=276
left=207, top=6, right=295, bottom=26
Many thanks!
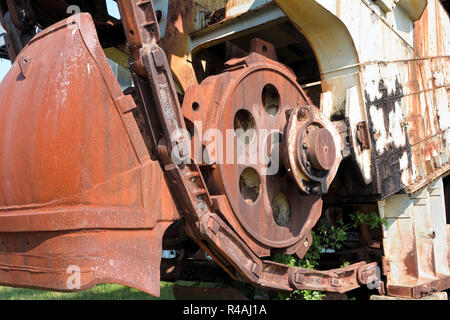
left=0, top=0, right=449, bottom=299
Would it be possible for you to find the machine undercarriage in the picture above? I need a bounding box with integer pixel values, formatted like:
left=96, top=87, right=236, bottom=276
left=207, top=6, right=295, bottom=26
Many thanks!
left=0, top=0, right=448, bottom=299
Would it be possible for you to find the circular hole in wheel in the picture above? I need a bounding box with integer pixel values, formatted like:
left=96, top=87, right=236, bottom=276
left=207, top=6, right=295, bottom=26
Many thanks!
left=239, top=167, right=261, bottom=204
left=266, top=131, right=283, bottom=160
left=272, top=192, right=291, bottom=226
left=265, top=131, right=283, bottom=174
left=234, top=109, right=256, bottom=144
left=262, top=84, right=280, bottom=116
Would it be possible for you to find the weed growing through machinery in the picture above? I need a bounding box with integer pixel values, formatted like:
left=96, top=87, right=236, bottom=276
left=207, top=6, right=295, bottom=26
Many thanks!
left=272, top=211, right=388, bottom=300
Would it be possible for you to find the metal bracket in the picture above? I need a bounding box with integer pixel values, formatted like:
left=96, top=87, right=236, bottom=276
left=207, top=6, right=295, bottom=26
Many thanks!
left=356, top=121, right=370, bottom=151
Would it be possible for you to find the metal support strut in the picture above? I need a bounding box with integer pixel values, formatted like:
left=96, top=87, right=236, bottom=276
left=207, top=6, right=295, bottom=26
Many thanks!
left=0, top=0, right=37, bottom=61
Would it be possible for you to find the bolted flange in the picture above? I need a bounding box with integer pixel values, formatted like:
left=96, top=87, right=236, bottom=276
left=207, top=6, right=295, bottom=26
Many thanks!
left=282, top=106, right=341, bottom=195
left=303, top=128, right=336, bottom=171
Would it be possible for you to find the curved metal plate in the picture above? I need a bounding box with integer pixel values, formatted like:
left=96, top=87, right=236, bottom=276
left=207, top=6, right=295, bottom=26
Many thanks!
left=0, top=14, right=179, bottom=296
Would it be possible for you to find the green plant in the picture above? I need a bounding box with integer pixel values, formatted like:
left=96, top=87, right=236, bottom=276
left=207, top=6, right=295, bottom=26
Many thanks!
left=349, top=212, right=388, bottom=230
left=272, top=251, right=324, bottom=300
left=272, top=211, right=387, bottom=300
left=299, top=290, right=325, bottom=300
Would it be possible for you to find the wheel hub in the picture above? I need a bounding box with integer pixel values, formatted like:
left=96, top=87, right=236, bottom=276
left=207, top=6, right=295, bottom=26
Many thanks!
left=181, top=47, right=340, bottom=257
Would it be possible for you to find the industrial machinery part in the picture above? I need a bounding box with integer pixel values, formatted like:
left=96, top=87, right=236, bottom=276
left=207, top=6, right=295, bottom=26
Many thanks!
left=0, top=0, right=36, bottom=61
left=111, top=0, right=371, bottom=293
left=0, top=0, right=448, bottom=299
left=181, top=49, right=336, bottom=254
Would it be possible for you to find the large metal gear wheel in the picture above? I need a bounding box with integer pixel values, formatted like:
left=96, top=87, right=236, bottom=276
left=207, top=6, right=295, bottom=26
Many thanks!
left=182, top=48, right=339, bottom=257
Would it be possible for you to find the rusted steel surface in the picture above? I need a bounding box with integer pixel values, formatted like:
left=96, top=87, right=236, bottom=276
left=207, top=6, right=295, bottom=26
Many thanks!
left=361, top=2, right=450, bottom=297
left=147, top=0, right=227, bottom=91
left=0, top=0, right=448, bottom=300
left=289, top=262, right=379, bottom=293
left=116, top=0, right=378, bottom=294
left=283, top=105, right=341, bottom=195
left=181, top=50, right=334, bottom=252
left=360, top=6, right=450, bottom=198
left=195, top=209, right=379, bottom=293
left=378, top=177, right=450, bottom=298
left=272, top=0, right=449, bottom=202
left=176, top=42, right=377, bottom=293
left=0, top=13, right=179, bottom=296
left=386, top=277, right=450, bottom=299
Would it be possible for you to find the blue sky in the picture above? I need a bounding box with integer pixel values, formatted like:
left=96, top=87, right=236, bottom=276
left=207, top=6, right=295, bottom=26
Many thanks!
left=0, top=58, right=11, bottom=82
left=0, top=0, right=119, bottom=82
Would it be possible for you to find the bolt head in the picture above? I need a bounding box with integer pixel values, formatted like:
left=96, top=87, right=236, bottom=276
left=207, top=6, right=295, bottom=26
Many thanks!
left=297, top=108, right=308, bottom=120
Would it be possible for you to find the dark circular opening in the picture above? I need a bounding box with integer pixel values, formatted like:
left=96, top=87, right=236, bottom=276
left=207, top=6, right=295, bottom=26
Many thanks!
left=234, top=109, right=256, bottom=145
left=262, top=84, right=280, bottom=116
left=272, top=192, right=291, bottom=226
left=192, top=102, right=200, bottom=111
left=239, top=167, right=261, bottom=204
left=265, top=131, right=283, bottom=169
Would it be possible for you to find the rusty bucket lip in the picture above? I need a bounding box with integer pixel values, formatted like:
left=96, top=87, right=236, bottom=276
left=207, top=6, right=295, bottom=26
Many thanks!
left=0, top=206, right=156, bottom=232
left=0, top=12, right=178, bottom=297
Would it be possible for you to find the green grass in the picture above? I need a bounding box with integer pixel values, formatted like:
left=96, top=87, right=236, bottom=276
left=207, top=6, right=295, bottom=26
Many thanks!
left=0, top=282, right=175, bottom=300
left=0, top=281, right=224, bottom=300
